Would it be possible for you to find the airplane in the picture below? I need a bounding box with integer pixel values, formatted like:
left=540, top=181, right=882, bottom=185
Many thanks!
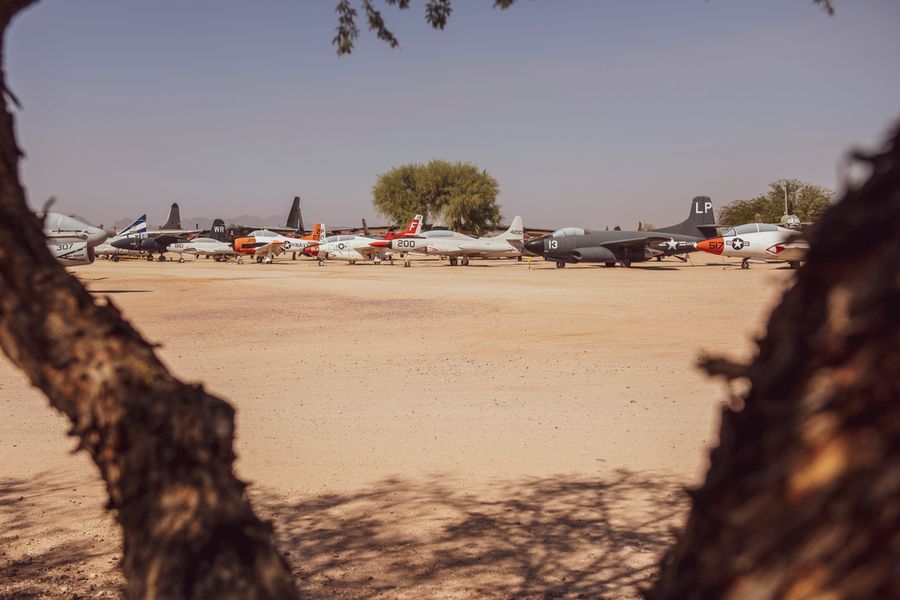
left=304, top=214, right=425, bottom=266
left=94, top=214, right=148, bottom=262
left=522, top=197, right=717, bottom=268
left=109, top=203, right=204, bottom=261
left=165, top=219, right=243, bottom=263
left=233, top=223, right=323, bottom=263
left=694, top=222, right=808, bottom=269
left=372, top=216, right=524, bottom=266
left=41, top=211, right=109, bottom=267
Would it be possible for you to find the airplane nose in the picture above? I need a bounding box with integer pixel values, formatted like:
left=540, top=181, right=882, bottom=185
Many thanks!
left=524, top=238, right=545, bottom=255
left=696, top=237, right=724, bottom=255
left=111, top=238, right=133, bottom=250
left=303, top=245, right=319, bottom=257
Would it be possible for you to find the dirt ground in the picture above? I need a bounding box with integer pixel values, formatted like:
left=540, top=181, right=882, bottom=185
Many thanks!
left=0, top=254, right=793, bottom=599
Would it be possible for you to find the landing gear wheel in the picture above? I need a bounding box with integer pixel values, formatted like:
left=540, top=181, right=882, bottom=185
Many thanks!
left=178, top=257, right=185, bottom=263
left=449, top=257, right=458, bottom=266
left=349, top=260, right=356, bottom=265
left=404, top=259, right=411, bottom=268
left=741, top=258, right=750, bottom=270
left=158, top=255, right=167, bottom=262
left=517, top=256, right=523, bottom=262
left=620, top=259, right=632, bottom=268
left=263, top=257, right=273, bottom=264
left=318, top=259, right=325, bottom=266
left=461, top=257, right=470, bottom=266
left=237, top=258, right=244, bottom=264
left=556, top=261, right=566, bottom=268
left=256, top=256, right=263, bottom=264
left=111, top=256, right=119, bottom=263
left=146, top=255, right=153, bottom=262
left=604, top=262, right=616, bottom=268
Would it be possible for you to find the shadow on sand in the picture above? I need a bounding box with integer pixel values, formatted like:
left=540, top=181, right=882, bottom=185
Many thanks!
left=1, top=469, right=685, bottom=599
left=254, top=469, right=686, bottom=599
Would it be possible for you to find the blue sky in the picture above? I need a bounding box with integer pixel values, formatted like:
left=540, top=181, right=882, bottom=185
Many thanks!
left=7, top=0, right=900, bottom=228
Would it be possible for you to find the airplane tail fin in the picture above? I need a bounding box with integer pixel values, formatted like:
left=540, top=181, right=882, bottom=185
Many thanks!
left=286, top=196, right=303, bottom=233
left=161, top=203, right=181, bottom=230
left=119, top=214, right=147, bottom=237
left=316, top=224, right=326, bottom=242
left=210, top=218, right=227, bottom=242
left=491, top=215, right=524, bottom=241
left=403, top=214, right=424, bottom=236
left=655, top=197, right=716, bottom=238
left=362, top=218, right=371, bottom=237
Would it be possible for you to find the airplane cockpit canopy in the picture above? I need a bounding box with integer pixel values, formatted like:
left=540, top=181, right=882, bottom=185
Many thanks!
left=721, top=223, right=780, bottom=237
left=423, top=230, right=458, bottom=238
left=324, top=234, right=356, bottom=243
left=551, top=227, right=588, bottom=238
left=190, top=237, right=216, bottom=243
left=250, top=229, right=279, bottom=237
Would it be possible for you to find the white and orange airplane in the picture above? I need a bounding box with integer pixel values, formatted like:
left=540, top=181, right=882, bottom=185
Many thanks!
left=233, top=223, right=323, bottom=263
left=695, top=223, right=808, bottom=269
left=304, top=215, right=424, bottom=265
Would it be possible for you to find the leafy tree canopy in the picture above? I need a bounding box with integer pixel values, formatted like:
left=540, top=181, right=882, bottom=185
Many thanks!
left=372, top=159, right=501, bottom=235
left=718, top=179, right=833, bottom=226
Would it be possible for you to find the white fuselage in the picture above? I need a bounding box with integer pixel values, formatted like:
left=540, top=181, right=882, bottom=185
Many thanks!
left=168, top=238, right=235, bottom=257
left=316, top=235, right=387, bottom=262
left=711, top=226, right=808, bottom=262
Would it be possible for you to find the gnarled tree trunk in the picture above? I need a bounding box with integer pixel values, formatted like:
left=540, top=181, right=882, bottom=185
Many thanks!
left=0, top=2, right=298, bottom=598
left=650, top=126, right=900, bottom=597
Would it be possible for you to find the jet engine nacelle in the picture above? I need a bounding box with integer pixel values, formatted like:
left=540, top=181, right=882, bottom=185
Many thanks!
left=572, top=246, right=616, bottom=263
left=49, top=241, right=94, bottom=266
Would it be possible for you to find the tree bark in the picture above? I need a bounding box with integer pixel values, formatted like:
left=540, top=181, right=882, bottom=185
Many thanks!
left=0, top=3, right=298, bottom=598
left=649, top=126, right=900, bottom=598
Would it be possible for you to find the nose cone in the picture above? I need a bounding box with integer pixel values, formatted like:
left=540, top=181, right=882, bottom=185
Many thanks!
left=524, top=237, right=546, bottom=255
left=86, top=227, right=109, bottom=246
left=303, top=244, right=319, bottom=257
left=696, top=237, right=724, bottom=255
left=111, top=237, right=135, bottom=250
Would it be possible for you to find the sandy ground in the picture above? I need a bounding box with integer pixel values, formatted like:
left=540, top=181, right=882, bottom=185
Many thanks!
left=0, top=254, right=793, bottom=598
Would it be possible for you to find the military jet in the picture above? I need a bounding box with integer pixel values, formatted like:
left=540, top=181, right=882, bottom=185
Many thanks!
left=42, top=212, right=109, bottom=267
left=372, top=216, right=524, bottom=266
left=303, top=214, right=425, bottom=266
left=166, top=219, right=242, bottom=263
left=233, top=223, right=323, bottom=263
left=109, top=203, right=204, bottom=261
left=523, top=197, right=716, bottom=268
left=94, top=214, right=148, bottom=261
left=695, top=222, right=808, bottom=269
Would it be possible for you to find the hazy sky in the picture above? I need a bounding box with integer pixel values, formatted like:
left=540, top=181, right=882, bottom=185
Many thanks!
left=8, top=0, right=900, bottom=229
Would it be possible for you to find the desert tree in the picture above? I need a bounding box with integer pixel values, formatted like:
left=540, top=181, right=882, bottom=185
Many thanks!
left=717, top=179, right=833, bottom=226
left=372, top=159, right=502, bottom=234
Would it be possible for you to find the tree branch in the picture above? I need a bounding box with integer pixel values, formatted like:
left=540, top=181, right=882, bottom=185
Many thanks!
left=0, top=2, right=298, bottom=597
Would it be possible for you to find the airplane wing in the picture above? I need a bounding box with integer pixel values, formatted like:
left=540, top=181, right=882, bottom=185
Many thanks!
left=600, top=236, right=671, bottom=249
left=253, top=241, right=286, bottom=257
left=354, top=244, right=385, bottom=259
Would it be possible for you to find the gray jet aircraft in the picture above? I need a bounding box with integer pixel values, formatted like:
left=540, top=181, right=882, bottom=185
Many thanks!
left=523, top=197, right=717, bottom=268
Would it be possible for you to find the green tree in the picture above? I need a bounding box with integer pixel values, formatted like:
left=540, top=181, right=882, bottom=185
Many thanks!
left=372, top=159, right=502, bottom=235
left=718, top=179, right=833, bottom=226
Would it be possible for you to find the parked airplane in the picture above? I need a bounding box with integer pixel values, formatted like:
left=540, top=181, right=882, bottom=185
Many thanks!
left=166, top=219, right=242, bottom=263
left=94, top=214, right=148, bottom=261
left=301, top=225, right=391, bottom=265
left=233, top=223, right=323, bottom=263
left=372, top=216, right=524, bottom=266
left=523, top=197, right=716, bottom=268
left=304, top=214, right=425, bottom=266
left=694, top=222, right=808, bottom=269
left=109, top=203, right=203, bottom=261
